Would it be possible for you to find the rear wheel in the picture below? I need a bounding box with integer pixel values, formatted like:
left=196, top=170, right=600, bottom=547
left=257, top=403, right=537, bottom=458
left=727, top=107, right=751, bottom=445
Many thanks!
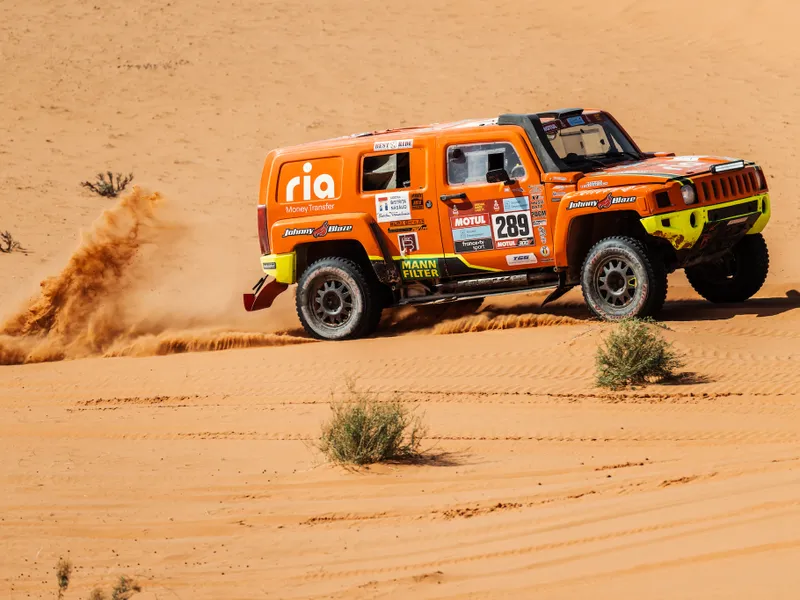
left=581, top=236, right=667, bottom=321
left=295, top=257, right=382, bottom=340
left=685, top=233, right=769, bottom=303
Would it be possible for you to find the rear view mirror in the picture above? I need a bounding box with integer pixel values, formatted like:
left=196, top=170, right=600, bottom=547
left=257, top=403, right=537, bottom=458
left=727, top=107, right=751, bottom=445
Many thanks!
left=486, top=168, right=514, bottom=184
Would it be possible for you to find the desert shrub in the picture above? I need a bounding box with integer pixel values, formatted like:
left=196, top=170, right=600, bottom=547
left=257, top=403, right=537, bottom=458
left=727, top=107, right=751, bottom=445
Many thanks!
left=319, top=381, right=426, bottom=465
left=89, top=588, right=107, bottom=600
left=595, top=318, right=683, bottom=389
left=111, top=575, right=141, bottom=600
left=0, top=230, right=24, bottom=253
left=81, top=172, right=134, bottom=198
left=56, top=558, right=72, bottom=599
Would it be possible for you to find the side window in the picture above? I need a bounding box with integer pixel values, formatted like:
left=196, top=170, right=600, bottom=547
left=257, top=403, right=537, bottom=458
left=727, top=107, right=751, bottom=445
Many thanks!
left=447, top=142, right=526, bottom=185
left=362, top=152, right=411, bottom=192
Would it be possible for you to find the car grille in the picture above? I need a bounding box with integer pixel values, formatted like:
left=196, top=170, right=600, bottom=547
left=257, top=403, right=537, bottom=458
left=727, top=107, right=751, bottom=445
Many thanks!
left=707, top=200, right=759, bottom=222
left=697, top=169, right=759, bottom=203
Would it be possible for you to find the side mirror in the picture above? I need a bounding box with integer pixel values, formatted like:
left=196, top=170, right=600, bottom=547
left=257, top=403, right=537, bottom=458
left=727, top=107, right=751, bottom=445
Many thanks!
left=486, top=168, right=515, bottom=184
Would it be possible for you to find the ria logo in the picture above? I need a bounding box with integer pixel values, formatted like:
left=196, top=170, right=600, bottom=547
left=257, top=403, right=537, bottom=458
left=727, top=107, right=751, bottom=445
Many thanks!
left=286, top=162, right=335, bottom=202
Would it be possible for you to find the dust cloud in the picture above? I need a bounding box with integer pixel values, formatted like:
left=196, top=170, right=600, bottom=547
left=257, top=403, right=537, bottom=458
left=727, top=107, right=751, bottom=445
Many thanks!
left=0, top=189, right=307, bottom=365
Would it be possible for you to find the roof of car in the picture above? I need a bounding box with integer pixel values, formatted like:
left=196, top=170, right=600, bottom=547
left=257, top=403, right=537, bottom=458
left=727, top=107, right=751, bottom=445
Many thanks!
left=275, top=109, right=602, bottom=154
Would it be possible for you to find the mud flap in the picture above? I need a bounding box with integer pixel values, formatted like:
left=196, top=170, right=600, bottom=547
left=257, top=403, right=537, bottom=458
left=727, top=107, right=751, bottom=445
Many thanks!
left=541, top=285, right=574, bottom=307
left=243, top=276, right=288, bottom=312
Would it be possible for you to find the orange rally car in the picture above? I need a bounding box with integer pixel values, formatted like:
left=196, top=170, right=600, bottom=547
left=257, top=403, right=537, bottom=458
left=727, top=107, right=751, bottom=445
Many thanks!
left=244, top=108, right=771, bottom=340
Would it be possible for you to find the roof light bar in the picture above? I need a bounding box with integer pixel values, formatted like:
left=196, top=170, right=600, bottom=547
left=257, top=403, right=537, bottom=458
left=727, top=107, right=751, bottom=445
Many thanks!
left=711, top=160, right=745, bottom=174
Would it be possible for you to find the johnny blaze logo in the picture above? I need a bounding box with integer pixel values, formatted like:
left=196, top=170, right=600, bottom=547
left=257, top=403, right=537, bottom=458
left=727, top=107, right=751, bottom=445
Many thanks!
left=567, top=193, right=637, bottom=211
left=282, top=221, right=353, bottom=238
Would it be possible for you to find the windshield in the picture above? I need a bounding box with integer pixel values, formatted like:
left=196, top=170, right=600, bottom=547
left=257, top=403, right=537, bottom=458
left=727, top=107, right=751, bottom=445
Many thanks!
left=541, top=113, right=640, bottom=171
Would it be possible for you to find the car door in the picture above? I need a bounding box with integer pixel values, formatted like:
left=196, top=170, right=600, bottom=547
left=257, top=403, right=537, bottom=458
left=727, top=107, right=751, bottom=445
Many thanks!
left=435, top=131, right=555, bottom=276
left=358, top=140, right=446, bottom=279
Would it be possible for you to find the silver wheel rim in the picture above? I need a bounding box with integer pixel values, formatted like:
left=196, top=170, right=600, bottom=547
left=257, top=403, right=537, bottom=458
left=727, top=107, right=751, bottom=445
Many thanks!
left=594, top=257, right=638, bottom=309
left=309, top=277, right=354, bottom=327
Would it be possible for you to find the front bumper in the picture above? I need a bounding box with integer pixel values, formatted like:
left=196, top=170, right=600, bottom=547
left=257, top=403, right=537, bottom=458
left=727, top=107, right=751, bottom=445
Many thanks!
left=640, top=193, right=770, bottom=250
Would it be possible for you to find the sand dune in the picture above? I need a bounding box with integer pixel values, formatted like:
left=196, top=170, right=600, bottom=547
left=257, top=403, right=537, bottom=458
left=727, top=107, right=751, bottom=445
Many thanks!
left=2, top=0, right=800, bottom=598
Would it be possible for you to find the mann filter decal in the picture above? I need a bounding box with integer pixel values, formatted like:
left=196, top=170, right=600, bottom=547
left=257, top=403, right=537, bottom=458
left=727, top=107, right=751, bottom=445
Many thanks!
left=400, top=257, right=440, bottom=279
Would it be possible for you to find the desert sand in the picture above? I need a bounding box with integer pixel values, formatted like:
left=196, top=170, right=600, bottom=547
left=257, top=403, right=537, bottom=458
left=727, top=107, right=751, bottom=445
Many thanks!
left=2, top=0, right=800, bottom=598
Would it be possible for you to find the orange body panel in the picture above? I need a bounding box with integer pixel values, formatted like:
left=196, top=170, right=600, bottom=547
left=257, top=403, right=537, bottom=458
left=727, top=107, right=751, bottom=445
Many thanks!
left=251, top=110, right=769, bottom=293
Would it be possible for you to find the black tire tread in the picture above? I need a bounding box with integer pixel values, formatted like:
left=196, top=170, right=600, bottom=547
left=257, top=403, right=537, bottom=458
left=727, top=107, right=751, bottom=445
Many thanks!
left=685, top=233, right=769, bottom=303
left=295, top=257, right=381, bottom=340
left=581, top=235, right=667, bottom=320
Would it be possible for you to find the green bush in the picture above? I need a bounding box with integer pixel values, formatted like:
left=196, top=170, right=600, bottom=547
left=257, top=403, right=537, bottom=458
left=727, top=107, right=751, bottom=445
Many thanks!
left=319, top=381, right=426, bottom=465
left=595, top=318, right=684, bottom=389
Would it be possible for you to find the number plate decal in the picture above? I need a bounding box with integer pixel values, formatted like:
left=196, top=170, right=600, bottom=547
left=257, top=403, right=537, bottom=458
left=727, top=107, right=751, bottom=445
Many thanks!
left=492, top=210, right=532, bottom=241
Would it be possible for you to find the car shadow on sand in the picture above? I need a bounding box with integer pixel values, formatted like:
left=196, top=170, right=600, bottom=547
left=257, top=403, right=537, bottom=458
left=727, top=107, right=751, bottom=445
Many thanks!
left=660, top=290, right=800, bottom=322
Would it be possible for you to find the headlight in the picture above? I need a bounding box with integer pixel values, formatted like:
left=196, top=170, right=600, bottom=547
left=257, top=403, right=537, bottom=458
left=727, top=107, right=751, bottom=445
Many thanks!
left=681, top=184, right=697, bottom=205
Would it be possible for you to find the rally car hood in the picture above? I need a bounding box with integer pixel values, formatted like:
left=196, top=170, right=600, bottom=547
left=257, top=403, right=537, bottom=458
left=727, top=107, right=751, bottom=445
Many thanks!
left=576, top=155, right=749, bottom=190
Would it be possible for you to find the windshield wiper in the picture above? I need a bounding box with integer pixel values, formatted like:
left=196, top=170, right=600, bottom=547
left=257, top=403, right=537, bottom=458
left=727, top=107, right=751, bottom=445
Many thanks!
left=606, top=150, right=642, bottom=162
left=565, top=156, right=607, bottom=170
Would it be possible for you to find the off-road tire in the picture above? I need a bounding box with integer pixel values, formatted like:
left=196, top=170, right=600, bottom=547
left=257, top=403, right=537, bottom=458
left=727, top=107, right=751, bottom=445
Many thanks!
left=296, top=257, right=382, bottom=340
left=685, top=233, right=769, bottom=303
left=581, top=236, right=668, bottom=321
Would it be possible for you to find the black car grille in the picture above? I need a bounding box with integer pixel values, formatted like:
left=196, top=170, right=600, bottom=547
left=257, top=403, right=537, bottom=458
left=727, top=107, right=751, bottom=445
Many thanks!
left=708, top=200, right=758, bottom=222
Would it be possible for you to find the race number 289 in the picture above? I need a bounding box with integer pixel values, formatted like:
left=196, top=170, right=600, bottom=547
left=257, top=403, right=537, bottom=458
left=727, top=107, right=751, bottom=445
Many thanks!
left=492, top=211, right=531, bottom=240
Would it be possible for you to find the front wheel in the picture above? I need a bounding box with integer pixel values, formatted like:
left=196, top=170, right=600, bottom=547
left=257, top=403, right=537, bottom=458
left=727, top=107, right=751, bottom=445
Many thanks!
left=581, top=236, right=667, bottom=321
left=685, top=233, right=769, bottom=303
left=295, top=257, right=382, bottom=340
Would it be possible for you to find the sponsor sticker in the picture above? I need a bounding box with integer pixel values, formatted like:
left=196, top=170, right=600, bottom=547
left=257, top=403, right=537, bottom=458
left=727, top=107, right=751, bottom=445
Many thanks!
left=397, top=232, right=419, bottom=253
left=451, top=213, right=490, bottom=228
left=373, top=139, right=413, bottom=151
left=492, top=210, right=532, bottom=242
left=531, top=219, right=547, bottom=227
left=506, top=253, right=538, bottom=266
left=537, top=225, right=548, bottom=245
left=473, top=202, right=485, bottom=212
left=540, top=245, right=551, bottom=257
left=453, top=225, right=493, bottom=242
left=726, top=216, right=749, bottom=226
left=567, top=192, right=637, bottom=210
left=376, top=191, right=412, bottom=222
left=282, top=221, right=353, bottom=238
left=455, top=238, right=493, bottom=253
left=566, top=115, right=585, bottom=126
left=503, top=196, right=530, bottom=212
left=411, top=193, right=424, bottom=210
left=400, top=257, right=440, bottom=279
left=582, top=180, right=608, bottom=188
left=262, top=261, right=277, bottom=270
left=425, top=200, right=433, bottom=209
left=496, top=239, right=518, bottom=249
left=388, top=219, right=427, bottom=233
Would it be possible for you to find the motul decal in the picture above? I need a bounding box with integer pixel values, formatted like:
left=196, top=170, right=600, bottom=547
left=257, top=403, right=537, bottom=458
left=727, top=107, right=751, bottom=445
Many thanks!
left=282, top=221, right=353, bottom=238
left=567, top=192, right=636, bottom=210
left=450, top=213, right=489, bottom=228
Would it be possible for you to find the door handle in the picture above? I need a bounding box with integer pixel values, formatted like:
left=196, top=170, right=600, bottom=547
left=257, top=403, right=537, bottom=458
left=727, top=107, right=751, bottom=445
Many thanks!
left=440, top=193, right=467, bottom=202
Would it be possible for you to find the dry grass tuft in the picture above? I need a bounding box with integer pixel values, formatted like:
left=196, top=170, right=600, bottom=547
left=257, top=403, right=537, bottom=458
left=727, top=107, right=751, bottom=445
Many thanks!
left=0, top=230, right=25, bottom=253
left=319, top=380, right=426, bottom=465
left=56, top=558, right=72, bottom=599
left=595, top=318, right=684, bottom=389
left=110, top=575, right=141, bottom=600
